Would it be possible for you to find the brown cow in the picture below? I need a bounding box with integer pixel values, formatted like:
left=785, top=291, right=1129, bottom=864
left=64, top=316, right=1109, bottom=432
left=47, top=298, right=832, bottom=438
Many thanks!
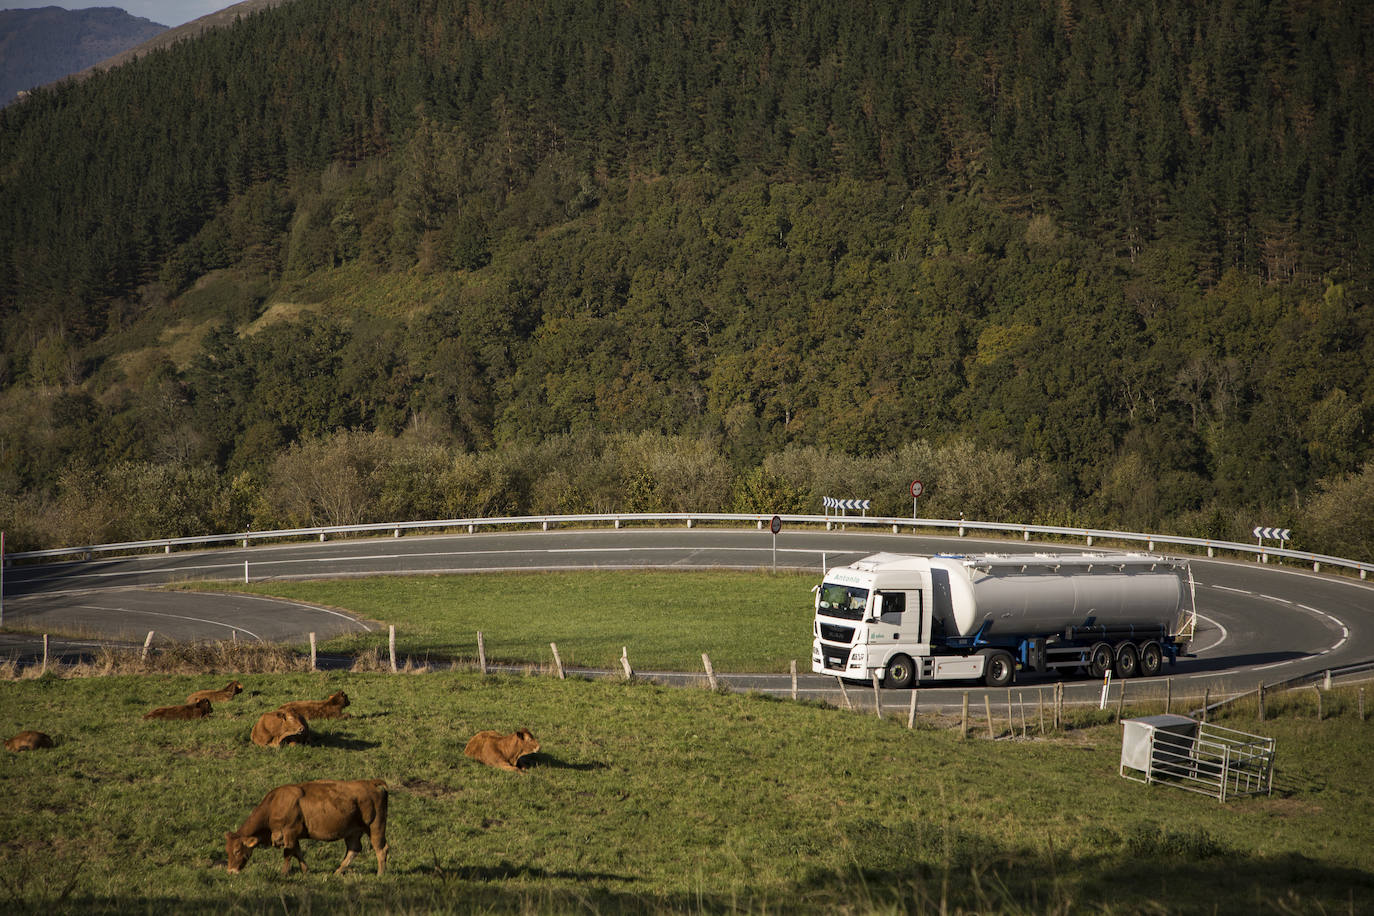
left=250, top=709, right=310, bottom=748
left=187, top=680, right=243, bottom=705
left=463, top=729, right=540, bottom=772
left=275, top=691, right=349, bottom=721
left=225, top=779, right=388, bottom=876
left=5, top=730, right=54, bottom=751
left=142, top=698, right=212, bottom=720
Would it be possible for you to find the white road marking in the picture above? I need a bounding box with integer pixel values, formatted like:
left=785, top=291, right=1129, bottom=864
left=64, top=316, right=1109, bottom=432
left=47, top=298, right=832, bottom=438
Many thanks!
left=76, top=605, right=262, bottom=641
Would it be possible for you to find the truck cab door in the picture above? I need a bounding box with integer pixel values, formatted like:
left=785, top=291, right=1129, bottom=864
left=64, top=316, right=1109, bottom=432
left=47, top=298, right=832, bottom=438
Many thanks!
left=869, top=591, right=908, bottom=645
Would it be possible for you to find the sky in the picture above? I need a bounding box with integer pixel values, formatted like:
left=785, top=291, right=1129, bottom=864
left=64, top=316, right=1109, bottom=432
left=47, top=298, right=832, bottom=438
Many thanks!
left=0, top=2, right=234, bottom=28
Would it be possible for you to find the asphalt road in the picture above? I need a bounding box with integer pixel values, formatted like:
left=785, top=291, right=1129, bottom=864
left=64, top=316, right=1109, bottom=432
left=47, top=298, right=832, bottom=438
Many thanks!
left=3, top=527, right=1371, bottom=710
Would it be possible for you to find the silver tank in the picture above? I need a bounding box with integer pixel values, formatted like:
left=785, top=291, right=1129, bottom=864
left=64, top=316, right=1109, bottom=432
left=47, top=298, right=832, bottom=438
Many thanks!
left=932, top=553, right=1186, bottom=638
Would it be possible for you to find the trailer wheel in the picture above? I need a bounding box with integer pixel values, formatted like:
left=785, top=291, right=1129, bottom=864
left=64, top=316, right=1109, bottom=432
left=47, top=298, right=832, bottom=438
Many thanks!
left=982, top=650, right=1014, bottom=688
left=1115, top=642, right=1140, bottom=678
left=885, top=655, right=915, bottom=689
left=1087, top=642, right=1114, bottom=679
left=1138, top=641, right=1164, bottom=677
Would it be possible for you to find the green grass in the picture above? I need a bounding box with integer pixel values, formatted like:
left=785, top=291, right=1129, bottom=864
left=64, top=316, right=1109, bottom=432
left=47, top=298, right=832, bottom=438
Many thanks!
left=180, top=570, right=819, bottom=672
left=1, top=671, right=1371, bottom=914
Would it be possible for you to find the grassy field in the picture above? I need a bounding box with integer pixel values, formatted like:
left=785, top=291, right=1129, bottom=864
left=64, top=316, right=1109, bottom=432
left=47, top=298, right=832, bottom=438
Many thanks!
left=181, top=570, right=821, bottom=672
left=1, top=667, right=1371, bottom=915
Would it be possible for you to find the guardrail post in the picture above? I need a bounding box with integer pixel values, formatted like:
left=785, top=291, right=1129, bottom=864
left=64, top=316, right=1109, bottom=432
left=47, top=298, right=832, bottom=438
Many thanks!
left=1023, top=528, right=1030, bottom=541
left=686, top=518, right=694, bottom=529
left=394, top=528, right=401, bottom=538
left=319, top=532, right=326, bottom=542
left=1086, top=535, right=1093, bottom=546
left=614, top=518, right=621, bottom=529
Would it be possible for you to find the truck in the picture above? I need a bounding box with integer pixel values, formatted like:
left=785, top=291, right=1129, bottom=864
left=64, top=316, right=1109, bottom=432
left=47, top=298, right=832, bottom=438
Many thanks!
left=811, top=552, right=1197, bottom=688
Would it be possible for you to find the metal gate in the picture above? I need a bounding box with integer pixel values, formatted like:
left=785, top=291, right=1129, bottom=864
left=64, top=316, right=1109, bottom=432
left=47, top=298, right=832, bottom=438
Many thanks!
left=1120, top=715, right=1275, bottom=802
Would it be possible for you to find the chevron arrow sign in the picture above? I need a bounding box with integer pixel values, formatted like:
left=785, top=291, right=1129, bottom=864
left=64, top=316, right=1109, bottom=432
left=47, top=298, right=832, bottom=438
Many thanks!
left=1252, top=526, right=1292, bottom=541
left=823, top=497, right=871, bottom=511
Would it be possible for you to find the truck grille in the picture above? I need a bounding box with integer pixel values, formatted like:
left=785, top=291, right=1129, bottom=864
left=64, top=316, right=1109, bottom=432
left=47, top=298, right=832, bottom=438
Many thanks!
left=820, top=623, right=855, bottom=643
left=821, top=646, right=851, bottom=670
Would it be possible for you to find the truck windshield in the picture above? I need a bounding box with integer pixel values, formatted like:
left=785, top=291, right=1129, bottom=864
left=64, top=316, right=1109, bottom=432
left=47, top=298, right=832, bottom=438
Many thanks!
left=817, top=583, right=869, bottom=621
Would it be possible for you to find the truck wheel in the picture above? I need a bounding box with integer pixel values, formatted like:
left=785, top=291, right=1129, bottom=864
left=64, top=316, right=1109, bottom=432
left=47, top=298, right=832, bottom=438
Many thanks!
left=885, top=655, right=915, bottom=689
left=1115, top=643, right=1140, bottom=678
left=1087, top=642, right=1114, bottom=679
left=982, top=650, right=1014, bottom=688
left=1138, top=641, right=1164, bottom=677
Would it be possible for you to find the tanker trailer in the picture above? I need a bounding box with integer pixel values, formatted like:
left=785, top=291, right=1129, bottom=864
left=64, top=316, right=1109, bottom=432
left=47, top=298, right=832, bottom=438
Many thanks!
left=811, top=552, right=1196, bottom=688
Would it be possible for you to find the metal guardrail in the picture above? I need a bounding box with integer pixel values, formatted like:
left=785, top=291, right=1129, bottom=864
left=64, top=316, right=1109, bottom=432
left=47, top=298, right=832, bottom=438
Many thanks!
left=5, top=512, right=1372, bottom=579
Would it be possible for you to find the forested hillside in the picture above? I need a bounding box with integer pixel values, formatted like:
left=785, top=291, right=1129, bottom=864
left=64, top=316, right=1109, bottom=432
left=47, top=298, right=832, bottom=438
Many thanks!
left=1, top=0, right=1371, bottom=560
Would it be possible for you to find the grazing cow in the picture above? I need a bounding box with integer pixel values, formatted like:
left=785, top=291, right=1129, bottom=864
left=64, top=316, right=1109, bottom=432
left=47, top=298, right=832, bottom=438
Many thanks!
left=463, top=729, right=540, bottom=772
left=187, top=680, right=244, bottom=705
left=250, top=709, right=310, bottom=748
left=5, top=730, right=54, bottom=751
left=225, top=779, right=388, bottom=876
left=143, top=698, right=213, bottom=720
left=275, top=691, right=349, bottom=721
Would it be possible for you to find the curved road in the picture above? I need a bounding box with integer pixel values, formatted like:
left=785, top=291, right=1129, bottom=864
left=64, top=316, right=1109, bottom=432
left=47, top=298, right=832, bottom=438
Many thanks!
left=3, top=527, right=1371, bottom=708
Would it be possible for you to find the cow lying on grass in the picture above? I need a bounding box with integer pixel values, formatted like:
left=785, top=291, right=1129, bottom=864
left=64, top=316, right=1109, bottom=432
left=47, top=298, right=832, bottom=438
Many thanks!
left=5, top=730, right=54, bottom=751
left=464, top=729, right=540, bottom=772
left=250, top=709, right=309, bottom=748
left=187, top=680, right=243, bottom=705
left=275, top=690, right=349, bottom=720
left=143, top=698, right=212, bottom=720
left=225, top=779, right=388, bottom=876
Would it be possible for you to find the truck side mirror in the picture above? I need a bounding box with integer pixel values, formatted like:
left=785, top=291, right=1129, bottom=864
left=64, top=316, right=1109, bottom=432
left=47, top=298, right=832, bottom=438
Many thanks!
left=868, top=594, right=883, bottom=620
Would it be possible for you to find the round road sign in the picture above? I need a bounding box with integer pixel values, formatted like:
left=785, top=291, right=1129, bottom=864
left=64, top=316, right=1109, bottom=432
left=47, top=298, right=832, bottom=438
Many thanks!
left=910, top=480, right=924, bottom=498
left=769, top=515, right=782, bottom=535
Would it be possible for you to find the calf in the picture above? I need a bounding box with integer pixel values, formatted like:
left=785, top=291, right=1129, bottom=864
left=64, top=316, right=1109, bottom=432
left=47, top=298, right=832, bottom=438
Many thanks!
left=463, top=729, right=540, bottom=772
left=250, top=709, right=310, bottom=748
left=275, top=690, right=349, bottom=721
left=5, top=730, right=54, bottom=751
left=225, top=779, right=388, bottom=876
left=187, top=680, right=243, bottom=705
left=143, top=698, right=212, bottom=720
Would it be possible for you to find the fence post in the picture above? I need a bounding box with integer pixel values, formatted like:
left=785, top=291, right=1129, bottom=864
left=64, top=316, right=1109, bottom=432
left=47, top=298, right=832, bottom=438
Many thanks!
left=1202, top=687, right=1209, bottom=723
left=984, top=695, right=995, bottom=739
left=1314, top=685, right=1323, bottom=721
left=477, top=631, right=486, bottom=675
left=872, top=674, right=883, bottom=718
left=702, top=653, right=718, bottom=690
left=620, top=646, right=633, bottom=679
left=1258, top=683, right=1265, bottom=721
left=961, top=692, right=969, bottom=739
left=1165, top=677, right=1172, bottom=714
left=41, top=634, right=49, bottom=674
left=790, top=660, right=798, bottom=701
left=551, top=643, right=565, bottom=679
left=389, top=625, right=397, bottom=673
left=1006, top=687, right=1013, bottom=735
left=907, top=689, right=919, bottom=729
left=1360, top=687, right=1366, bottom=722
left=1038, top=688, right=1045, bottom=735
left=309, top=632, right=317, bottom=671
left=142, top=630, right=155, bottom=662
left=1116, top=681, right=1127, bottom=722
left=837, top=677, right=853, bottom=710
